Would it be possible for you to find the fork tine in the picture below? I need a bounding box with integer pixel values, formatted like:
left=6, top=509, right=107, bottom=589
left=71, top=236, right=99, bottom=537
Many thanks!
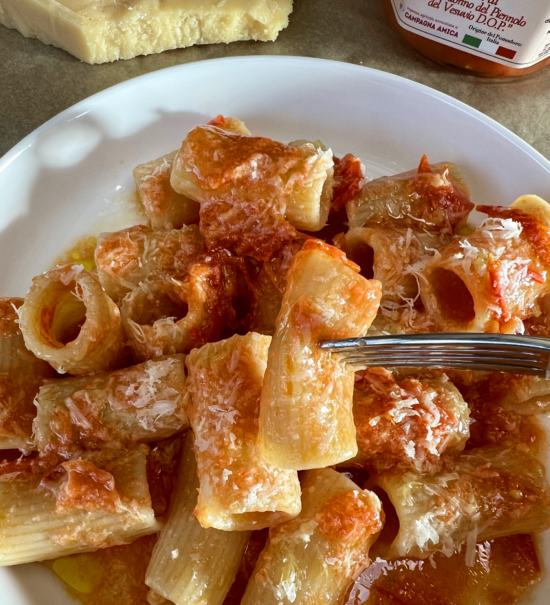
left=340, top=348, right=546, bottom=361
left=322, top=342, right=547, bottom=355
left=339, top=352, right=544, bottom=363
left=336, top=352, right=548, bottom=374
left=344, top=360, right=544, bottom=375
left=341, top=354, right=544, bottom=369
left=341, top=352, right=544, bottom=367
left=331, top=348, right=542, bottom=360
left=336, top=350, right=545, bottom=361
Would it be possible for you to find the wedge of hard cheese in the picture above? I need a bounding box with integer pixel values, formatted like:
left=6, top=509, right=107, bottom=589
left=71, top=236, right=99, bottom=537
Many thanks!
left=0, top=0, right=293, bottom=64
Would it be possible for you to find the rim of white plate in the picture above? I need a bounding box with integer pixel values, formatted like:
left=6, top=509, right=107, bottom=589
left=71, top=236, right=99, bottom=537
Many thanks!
left=1, top=56, right=550, bottom=176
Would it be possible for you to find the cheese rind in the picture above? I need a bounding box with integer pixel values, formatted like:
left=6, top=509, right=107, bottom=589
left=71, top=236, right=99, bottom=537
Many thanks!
left=0, top=0, right=294, bottom=64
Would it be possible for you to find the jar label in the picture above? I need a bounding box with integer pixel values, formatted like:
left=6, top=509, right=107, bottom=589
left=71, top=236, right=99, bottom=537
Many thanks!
left=389, top=0, right=550, bottom=68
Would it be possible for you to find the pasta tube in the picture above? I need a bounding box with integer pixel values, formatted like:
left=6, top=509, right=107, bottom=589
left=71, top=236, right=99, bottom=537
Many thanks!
left=241, top=468, right=384, bottom=605
left=121, top=261, right=227, bottom=362
left=465, top=371, right=550, bottom=416
left=343, top=227, right=451, bottom=332
left=351, top=368, right=470, bottom=473
left=134, top=116, right=251, bottom=233
left=19, top=265, right=124, bottom=376
left=347, top=156, right=473, bottom=235
left=284, top=144, right=334, bottom=232
left=0, top=298, right=56, bottom=450
left=95, top=224, right=204, bottom=301
left=34, top=355, right=188, bottom=456
left=525, top=296, right=550, bottom=337
left=418, top=195, right=550, bottom=333
left=499, top=375, right=550, bottom=415
left=344, top=227, right=446, bottom=299
left=249, top=238, right=307, bottom=336
left=148, top=592, right=171, bottom=605
left=207, top=114, right=251, bottom=135
left=376, top=446, right=550, bottom=560
left=186, top=333, right=301, bottom=531
left=134, top=150, right=200, bottom=229
left=0, top=445, right=160, bottom=566
left=170, top=124, right=333, bottom=259
left=289, top=143, right=365, bottom=213
left=258, top=240, right=382, bottom=470
left=145, top=433, right=249, bottom=605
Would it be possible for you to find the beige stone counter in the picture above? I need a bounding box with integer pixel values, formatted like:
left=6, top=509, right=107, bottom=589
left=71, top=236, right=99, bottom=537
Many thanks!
left=1, top=0, right=550, bottom=159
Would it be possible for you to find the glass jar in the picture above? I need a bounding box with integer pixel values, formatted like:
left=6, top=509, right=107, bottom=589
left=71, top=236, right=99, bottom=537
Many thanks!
left=384, top=0, right=550, bottom=78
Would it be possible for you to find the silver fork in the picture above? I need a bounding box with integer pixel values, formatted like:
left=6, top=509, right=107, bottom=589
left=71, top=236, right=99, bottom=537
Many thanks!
left=319, top=333, right=550, bottom=378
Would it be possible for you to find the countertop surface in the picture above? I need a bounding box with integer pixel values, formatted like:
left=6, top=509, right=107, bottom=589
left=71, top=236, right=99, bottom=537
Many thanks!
left=1, top=0, right=550, bottom=160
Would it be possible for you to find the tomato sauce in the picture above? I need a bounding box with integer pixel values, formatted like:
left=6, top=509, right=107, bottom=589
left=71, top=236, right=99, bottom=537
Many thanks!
left=331, top=154, right=365, bottom=215
left=348, top=534, right=540, bottom=605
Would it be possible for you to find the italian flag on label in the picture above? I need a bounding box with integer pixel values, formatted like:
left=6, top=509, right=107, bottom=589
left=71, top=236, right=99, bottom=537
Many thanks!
left=462, top=34, right=516, bottom=60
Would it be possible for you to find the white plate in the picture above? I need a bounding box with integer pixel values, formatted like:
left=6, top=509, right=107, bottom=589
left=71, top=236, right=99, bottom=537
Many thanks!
left=1, top=56, right=549, bottom=605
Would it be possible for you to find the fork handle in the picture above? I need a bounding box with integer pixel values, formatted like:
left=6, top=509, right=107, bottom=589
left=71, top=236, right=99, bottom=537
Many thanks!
left=319, top=333, right=550, bottom=378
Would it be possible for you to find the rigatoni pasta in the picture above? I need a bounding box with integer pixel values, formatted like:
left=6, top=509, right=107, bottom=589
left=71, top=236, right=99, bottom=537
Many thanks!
left=376, top=446, right=550, bottom=560
left=343, top=226, right=426, bottom=295
left=283, top=144, right=334, bottom=232
left=351, top=368, right=470, bottom=473
left=145, top=433, right=249, bottom=605
left=258, top=239, right=382, bottom=470
left=206, top=114, right=251, bottom=136
left=249, top=238, right=307, bottom=336
left=0, top=297, right=56, bottom=450
left=419, top=195, right=550, bottom=333
left=134, top=150, right=200, bottom=230
left=95, top=225, right=204, bottom=301
left=121, top=276, right=191, bottom=361
left=170, top=124, right=333, bottom=259
left=33, top=355, right=188, bottom=456
left=186, top=332, right=301, bottom=530
left=342, top=226, right=449, bottom=331
left=241, top=468, right=384, bottom=605
left=147, top=591, right=171, bottom=605
left=18, top=265, right=124, bottom=376
left=343, top=226, right=451, bottom=297
left=347, top=156, right=473, bottom=235
left=499, top=374, right=550, bottom=415
left=0, top=446, right=160, bottom=566
left=121, top=261, right=228, bottom=362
